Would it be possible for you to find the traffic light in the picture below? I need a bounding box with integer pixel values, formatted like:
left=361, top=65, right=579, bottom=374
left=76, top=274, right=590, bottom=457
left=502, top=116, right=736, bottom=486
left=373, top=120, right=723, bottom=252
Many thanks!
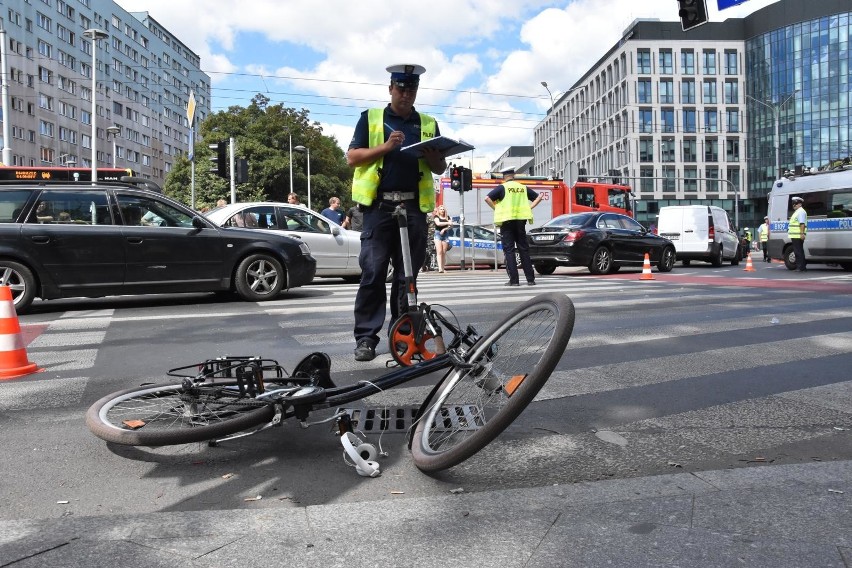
left=449, top=165, right=472, bottom=192
left=235, top=158, right=249, bottom=184
left=450, top=165, right=462, bottom=191
left=678, top=0, right=708, bottom=31
left=208, top=141, right=227, bottom=179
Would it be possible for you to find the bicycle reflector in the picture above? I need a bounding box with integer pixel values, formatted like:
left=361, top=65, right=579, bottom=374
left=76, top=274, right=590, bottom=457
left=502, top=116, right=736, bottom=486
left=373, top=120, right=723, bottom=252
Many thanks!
left=504, top=374, right=527, bottom=397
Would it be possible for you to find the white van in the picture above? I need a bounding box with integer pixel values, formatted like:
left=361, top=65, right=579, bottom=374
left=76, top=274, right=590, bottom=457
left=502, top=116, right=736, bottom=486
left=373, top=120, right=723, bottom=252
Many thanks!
left=657, top=205, right=741, bottom=266
left=766, top=167, right=852, bottom=270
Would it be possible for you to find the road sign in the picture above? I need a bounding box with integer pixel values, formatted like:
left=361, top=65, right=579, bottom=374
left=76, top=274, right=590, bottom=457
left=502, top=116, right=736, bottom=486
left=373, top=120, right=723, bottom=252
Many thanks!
left=717, top=0, right=749, bottom=10
left=187, top=90, right=196, bottom=125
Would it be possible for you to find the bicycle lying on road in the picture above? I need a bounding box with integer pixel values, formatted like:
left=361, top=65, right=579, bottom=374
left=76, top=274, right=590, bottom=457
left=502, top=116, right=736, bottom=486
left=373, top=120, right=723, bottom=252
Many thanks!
left=86, top=292, right=575, bottom=473
left=87, top=205, right=575, bottom=473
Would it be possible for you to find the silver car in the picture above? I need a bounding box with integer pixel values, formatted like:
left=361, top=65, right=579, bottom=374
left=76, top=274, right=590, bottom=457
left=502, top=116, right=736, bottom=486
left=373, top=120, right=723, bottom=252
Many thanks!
left=437, top=223, right=506, bottom=269
left=207, top=202, right=391, bottom=282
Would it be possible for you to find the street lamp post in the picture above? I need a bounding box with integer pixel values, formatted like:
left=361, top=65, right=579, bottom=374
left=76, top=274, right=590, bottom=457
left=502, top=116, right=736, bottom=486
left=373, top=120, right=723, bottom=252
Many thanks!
left=83, top=28, right=108, bottom=184
left=541, top=81, right=556, bottom=178
left=746, top=91, right=798, bottom=179
left=294, top=145, right=311, bottom=210
left=106, top=125, right=120, bottom=168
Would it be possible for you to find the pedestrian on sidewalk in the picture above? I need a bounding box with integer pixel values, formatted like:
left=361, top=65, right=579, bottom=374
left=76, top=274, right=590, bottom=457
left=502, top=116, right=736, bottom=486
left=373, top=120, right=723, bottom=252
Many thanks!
left=321, top=197, right=346, bottom=225
left=433, top=205, right=452, bottom=273
left=343, top=204, right=363, bottom=231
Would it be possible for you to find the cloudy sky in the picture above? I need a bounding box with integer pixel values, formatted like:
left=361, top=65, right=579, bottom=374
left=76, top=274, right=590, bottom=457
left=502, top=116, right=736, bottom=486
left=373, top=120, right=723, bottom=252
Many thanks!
left=116, top=0, right=778, bottom=163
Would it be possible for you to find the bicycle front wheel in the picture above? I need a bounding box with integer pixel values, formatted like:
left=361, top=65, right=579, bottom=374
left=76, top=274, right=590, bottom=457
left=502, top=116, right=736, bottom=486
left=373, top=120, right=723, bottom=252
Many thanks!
left=410, top=293, right=575, bottom=472
left=86, top=382, right=275, bottom=446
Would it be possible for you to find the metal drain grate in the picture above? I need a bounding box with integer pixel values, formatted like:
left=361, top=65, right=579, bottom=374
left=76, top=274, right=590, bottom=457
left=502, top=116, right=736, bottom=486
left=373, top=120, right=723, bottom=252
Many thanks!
left=336, top=405, right=482, bottom=433
left=336, top=406, right=418, bottom=433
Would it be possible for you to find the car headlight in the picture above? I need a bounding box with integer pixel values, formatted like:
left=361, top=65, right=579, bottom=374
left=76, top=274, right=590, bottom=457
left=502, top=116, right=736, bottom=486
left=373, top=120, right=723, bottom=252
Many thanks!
left=299, top=242, right=311, bottom=256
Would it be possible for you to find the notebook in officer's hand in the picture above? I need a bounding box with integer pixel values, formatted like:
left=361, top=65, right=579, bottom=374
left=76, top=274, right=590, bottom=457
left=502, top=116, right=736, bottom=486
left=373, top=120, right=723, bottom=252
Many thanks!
left=400, top=136, right=475, bottom=158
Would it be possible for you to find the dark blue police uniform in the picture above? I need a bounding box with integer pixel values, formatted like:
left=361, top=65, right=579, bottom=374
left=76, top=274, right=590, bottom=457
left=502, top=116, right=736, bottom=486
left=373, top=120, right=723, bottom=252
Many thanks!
left=349, top=105, right=440, bottom=349
left=487, top=184, right=539, bottom=284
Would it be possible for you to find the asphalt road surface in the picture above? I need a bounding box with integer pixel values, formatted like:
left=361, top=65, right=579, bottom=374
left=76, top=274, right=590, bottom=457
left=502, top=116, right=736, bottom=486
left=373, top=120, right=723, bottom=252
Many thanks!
left=2, top=261, right=851, bottom=521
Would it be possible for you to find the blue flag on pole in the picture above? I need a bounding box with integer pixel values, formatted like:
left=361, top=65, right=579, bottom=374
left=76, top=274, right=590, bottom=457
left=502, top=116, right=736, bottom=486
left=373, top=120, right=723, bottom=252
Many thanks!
left=717, top=0, right=749, bottom=10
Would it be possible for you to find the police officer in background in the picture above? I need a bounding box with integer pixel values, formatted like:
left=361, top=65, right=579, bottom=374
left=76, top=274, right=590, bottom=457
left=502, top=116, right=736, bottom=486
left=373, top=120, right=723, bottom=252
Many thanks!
left=485, top=168, right=542, bottom=286
left=757, top=216, right=770, bottom=262
left=788, top=196, right=808, bottom=272
left=346, top=64, right=447, bottom=362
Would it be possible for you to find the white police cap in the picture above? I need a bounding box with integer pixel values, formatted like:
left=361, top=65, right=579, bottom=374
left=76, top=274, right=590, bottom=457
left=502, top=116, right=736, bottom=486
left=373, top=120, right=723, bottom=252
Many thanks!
left=387, top=64, right=425, bottom=88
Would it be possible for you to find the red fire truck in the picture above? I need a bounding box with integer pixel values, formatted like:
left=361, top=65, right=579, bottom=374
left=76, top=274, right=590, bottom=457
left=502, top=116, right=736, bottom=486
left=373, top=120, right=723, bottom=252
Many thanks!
left=436, top=175, right=633, bottom=227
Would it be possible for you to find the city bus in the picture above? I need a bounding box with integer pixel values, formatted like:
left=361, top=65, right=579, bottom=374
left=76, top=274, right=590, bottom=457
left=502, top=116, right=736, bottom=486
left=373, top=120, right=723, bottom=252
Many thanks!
left=0, top=166, right=136, bottom=183
left=766, top=167, right=852, bottom=271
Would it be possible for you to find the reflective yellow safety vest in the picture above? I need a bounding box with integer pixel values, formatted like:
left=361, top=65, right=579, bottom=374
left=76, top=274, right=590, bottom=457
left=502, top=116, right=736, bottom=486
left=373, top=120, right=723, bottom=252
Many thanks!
left=788, top=208, right=807, bottom=239
left=493, top=181, right=533, bottom=226
left=758, top=223, right=769, bottom=242
left=351, top=107, right=436, bottom=213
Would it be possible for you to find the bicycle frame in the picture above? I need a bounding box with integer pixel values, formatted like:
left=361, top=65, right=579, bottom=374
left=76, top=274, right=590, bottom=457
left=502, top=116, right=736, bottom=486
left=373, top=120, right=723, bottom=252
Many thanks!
left=164, top=336, right=475, bottom=442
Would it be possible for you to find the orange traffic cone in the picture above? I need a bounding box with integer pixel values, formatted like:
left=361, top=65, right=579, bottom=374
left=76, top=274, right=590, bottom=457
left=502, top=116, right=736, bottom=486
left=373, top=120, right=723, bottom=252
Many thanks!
left=0, top=286, right=39, bottom=380
left=639, top=253, right=654, bottom=280
left=744, top=253, right=756, bottom=272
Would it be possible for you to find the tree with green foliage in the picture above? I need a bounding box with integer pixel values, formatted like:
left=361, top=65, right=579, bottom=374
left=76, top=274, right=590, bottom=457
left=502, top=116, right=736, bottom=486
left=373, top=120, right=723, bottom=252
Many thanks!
left=164, top=94, right=353, bottom=212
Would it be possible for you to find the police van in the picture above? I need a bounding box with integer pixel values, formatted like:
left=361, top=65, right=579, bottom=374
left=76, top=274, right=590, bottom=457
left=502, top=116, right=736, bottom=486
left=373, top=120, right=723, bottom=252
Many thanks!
left=766, top=167, right=852, bottom=271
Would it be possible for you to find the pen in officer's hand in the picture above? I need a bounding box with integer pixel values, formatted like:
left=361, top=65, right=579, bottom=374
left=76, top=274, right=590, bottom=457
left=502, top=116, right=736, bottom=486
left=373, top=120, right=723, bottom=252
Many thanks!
left=384, top=123, right=394, bottom=133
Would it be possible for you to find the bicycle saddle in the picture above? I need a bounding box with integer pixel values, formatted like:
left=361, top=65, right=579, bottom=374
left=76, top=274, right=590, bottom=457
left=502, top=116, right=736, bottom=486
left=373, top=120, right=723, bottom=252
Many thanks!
left=292, top=352, right=335, bottom=389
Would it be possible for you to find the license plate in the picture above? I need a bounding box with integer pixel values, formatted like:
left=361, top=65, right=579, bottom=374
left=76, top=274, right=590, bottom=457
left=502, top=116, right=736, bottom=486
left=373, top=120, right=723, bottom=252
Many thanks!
left=534, top=234, right=556, bottom=242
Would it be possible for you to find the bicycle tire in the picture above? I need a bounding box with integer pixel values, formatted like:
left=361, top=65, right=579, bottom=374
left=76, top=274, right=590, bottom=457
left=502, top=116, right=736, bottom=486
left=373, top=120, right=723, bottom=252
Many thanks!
left=410, top=292, right=575, bottom=472
left=86, top=382, right=275, bottom=446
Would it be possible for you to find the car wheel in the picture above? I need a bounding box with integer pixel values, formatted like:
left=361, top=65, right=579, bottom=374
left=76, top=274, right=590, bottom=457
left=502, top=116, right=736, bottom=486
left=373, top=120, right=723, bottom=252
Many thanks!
left=534, top=263, right=556, bottom=275
left=783, top=246, right=797, bottom=271
left=588, top=246, right=613, bottom=275
left=234, top=253, right=285, bottom=301
left=731, top=247, right=741, bottom=266
left=0, top=260, right=36, bottom=314
left=710, top=245, right=723, bottom=267
left=658, top=247, right=676, bottom=272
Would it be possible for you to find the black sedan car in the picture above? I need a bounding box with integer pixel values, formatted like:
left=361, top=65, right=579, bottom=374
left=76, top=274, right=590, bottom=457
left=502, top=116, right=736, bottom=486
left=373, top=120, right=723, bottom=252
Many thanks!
left=527, top=212, right=676, bottom=275
left=0, top=181, right=316, bottom=313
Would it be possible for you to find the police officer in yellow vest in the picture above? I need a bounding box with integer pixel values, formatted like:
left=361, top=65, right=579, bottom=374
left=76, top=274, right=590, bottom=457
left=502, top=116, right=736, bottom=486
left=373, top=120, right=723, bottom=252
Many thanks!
left=346, top=64, right=447, bottom=361
left=757, top=216, right=770, bottom=262
left=485, top=168, right=542, bottom=286
left=788, top=196, right=808, bottom=272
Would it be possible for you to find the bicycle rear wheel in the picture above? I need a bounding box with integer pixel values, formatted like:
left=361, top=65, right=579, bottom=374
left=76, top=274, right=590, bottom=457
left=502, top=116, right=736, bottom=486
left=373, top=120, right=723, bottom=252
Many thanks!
left=86, top=382, right=275, bottom=446
left=410, top=293, right=575, bottom=472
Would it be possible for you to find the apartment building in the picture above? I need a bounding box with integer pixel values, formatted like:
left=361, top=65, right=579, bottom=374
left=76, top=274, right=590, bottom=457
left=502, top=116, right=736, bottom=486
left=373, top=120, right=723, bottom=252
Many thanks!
left=536, top=0, right=851, bottom=228
left=1, top=0, right=211, bottom=184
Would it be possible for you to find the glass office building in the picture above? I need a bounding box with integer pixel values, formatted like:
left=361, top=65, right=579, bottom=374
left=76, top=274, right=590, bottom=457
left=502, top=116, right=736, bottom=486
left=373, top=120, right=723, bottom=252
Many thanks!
left=537, top=0, right=851, bottom=229
left=746, top=3, right=852, bottom=199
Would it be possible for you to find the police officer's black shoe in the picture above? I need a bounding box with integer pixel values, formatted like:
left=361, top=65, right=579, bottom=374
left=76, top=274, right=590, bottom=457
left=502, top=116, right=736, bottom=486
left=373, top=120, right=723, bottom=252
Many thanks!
left=527, top=281, right=536, bottom=286
left=354, top=340, right=376, bottom=362
left=504, top=281, right=520, bottom=287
